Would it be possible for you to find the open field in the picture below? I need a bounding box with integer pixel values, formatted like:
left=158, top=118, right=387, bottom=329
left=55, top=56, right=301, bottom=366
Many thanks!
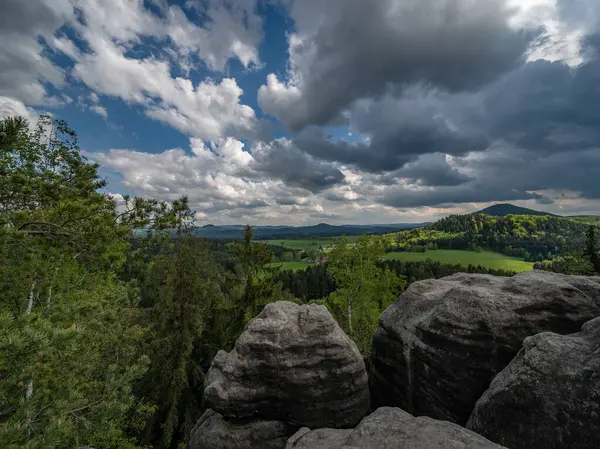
left=381, top=250, right=534, bottom=272
left=262, top=236, right=362, bottom=250
left=266, top=261, right=316, bottom=271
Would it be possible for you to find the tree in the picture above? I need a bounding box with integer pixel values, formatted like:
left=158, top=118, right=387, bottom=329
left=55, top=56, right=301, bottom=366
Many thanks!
left=0, top=115, right=190, bottom=448
left=229, top=226, right=297, bottom=336
left=137, top=237, right=225, bottom=449
left=584, top=226, right=600, bottom=274
left=326, top=236, right=405, bottom=355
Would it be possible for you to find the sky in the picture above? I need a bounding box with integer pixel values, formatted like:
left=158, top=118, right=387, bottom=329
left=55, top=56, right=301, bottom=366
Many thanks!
left=1, top=0, right=600, bottom=225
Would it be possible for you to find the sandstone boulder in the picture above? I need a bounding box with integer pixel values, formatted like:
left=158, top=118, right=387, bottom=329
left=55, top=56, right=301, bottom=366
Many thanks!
left=467, top=316, right=600, bottom=449
left=188, top=409, right=294, bottom=449
left=204, top=301, right=370, bottom=429
left=370, top=271, right=600, bottom=424
left=286, top=407, right=507, bottom=449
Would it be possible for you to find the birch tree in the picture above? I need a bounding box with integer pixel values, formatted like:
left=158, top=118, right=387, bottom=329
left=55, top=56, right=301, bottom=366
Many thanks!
left=326, top=236, right=405, bottom=355
left=0, top=115, right=190, bottom=448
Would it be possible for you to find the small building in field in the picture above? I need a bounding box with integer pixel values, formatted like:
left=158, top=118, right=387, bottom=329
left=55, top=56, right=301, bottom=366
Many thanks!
left=318, top=256, right=329, bottom=264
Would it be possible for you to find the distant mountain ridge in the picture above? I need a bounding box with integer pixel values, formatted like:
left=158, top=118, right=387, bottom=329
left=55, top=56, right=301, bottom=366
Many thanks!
left=193, top=222, right=428, bottom=239
left=473, top=203, right=554, bottom=217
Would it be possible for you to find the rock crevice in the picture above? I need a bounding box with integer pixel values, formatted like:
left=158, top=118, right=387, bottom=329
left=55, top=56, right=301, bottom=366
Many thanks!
left=467, top=316, right=600, bottom=449
left=370, top=271, right=600, bottom=424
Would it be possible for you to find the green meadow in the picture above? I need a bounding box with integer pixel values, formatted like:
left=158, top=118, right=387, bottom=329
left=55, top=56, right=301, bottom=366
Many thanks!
left=262, top=236, right=362, bottom=250
left=381, top=250, right=534, bottom=272
left=266, top=261, right=315, bottom=271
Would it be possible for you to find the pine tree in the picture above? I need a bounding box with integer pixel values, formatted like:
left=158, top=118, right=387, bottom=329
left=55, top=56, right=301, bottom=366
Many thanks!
left=326, top=236, right=405, bottom=356
left=138, top=237, right=225, bottom=448
left=0, top=115, right=191, bottom=448
left=584, top=226, right=600, bottom=274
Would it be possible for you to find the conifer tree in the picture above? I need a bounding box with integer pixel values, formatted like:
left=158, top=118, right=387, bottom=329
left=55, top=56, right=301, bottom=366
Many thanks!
left=0, top=115, right=190, bottom=448
left=584, top=226, right=600, bottom=274
left=137, top=237, right=225, bottom=449
left=229, top=225, right=295, bottom=333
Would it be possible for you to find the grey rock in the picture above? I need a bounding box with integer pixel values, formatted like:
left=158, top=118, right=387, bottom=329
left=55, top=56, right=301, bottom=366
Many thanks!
left=204, top=301, right=370, bottom=429
left=286, top=407, right=507, bottom=449
left=467, top=316, right=600, bottom=449
left=370, top=271, right=600, bottom=424
left=188, top=409, right=295, bottom=449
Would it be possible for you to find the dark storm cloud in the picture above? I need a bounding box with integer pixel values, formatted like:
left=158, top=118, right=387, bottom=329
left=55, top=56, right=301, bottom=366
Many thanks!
left=251, top=139, right=345, bottom=193
left=472, top=147, right=600, bottom=199
left=557, top=0, right=600, bottom=32
left=389, top=153, right=474, bottom=187
left=360, top=41, right=600, bottom=209
left=294, top=87, right=489, bottom=173
left=288, top=39, right=600, bottom=195
left=381, top=185, right=543, bottom=209
left=483, top=56, right=600, bottom=154
left=262, top=0, right=536, bottom=131
left=381, top=145, right=600, bottom=209
left=536, top=196, right=555, bottom=205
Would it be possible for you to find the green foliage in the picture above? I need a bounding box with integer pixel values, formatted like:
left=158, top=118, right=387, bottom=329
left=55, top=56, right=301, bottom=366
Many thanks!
left=136, top=237, right=225, bottom=448
left=0, top=272, right=148, bottom=449
left=584, top=226, right=600, bottom=274
left=325, top=236, right=405, bottom=355
left=0, top=115, right=192, bottom=448
left=274, top=263, right=336, bottom=302
left=261, top=236, right=361, bottom=251
left=534, top=225, right=600, bottom=275
left=388, top=213, right=599, bottom=262
left=230, top=226, right=295, bottom=328
left=570, top=216, right=600, bottom=225
left=281, top=251, right=294, bottom=262
left=381, top=250, right=533, bottom=272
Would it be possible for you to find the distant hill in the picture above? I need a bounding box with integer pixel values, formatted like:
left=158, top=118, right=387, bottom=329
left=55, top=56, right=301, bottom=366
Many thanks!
left=473, top=203, right=554, bottom=217
left=193, top=222, right=428, bottom=239
left=386, top=212, right=595, bottom=262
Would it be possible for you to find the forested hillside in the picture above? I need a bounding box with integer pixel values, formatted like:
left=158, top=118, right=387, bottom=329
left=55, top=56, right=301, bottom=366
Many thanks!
left=387, top=213, right=598, bottom=262
left=474, top=203, right=554, bottom=217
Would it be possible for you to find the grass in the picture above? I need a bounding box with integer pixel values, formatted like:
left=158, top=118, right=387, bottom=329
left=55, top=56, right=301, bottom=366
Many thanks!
left=266, top=261, right=315, bottom=272
left=262, top=236, right=362, bottom=250
left=381, top=250, right=534, bottom=272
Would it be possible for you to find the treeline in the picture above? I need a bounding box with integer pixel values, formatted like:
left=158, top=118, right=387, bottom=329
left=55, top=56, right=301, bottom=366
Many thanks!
left=275, top=259, right=516, bottom=302
left=388, top=213, right=597, bottom=261
left=274, top=264, right=337, bottom=302
left=534, top=226, right=600, bottom=275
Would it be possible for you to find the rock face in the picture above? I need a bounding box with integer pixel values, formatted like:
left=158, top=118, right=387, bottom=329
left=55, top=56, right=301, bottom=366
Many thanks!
left=192, top=301, right=370, bottom=449
left=286, top=407, right=507, bottom=449
left=188, top=409, right=293, bottom=449
left=467, top=317, right=600, bottom=449
left=370, top=271, right=600, bottom=425
left=204, top=301, right=369, bottom=429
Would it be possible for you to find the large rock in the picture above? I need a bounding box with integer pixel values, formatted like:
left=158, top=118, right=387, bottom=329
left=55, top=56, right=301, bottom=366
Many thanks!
left=204, top=301, right=370, bottom=429
left=286, top=407, right=507, bottom=449
left=467, top=317, right=600, bottom=449
left=188, top=409, right=295, bottom=449
left=371, top=271, right=600, bottom=424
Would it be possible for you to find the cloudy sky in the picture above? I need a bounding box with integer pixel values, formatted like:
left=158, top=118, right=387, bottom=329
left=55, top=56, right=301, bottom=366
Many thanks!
left=2, top=0, right=600, bottom=224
